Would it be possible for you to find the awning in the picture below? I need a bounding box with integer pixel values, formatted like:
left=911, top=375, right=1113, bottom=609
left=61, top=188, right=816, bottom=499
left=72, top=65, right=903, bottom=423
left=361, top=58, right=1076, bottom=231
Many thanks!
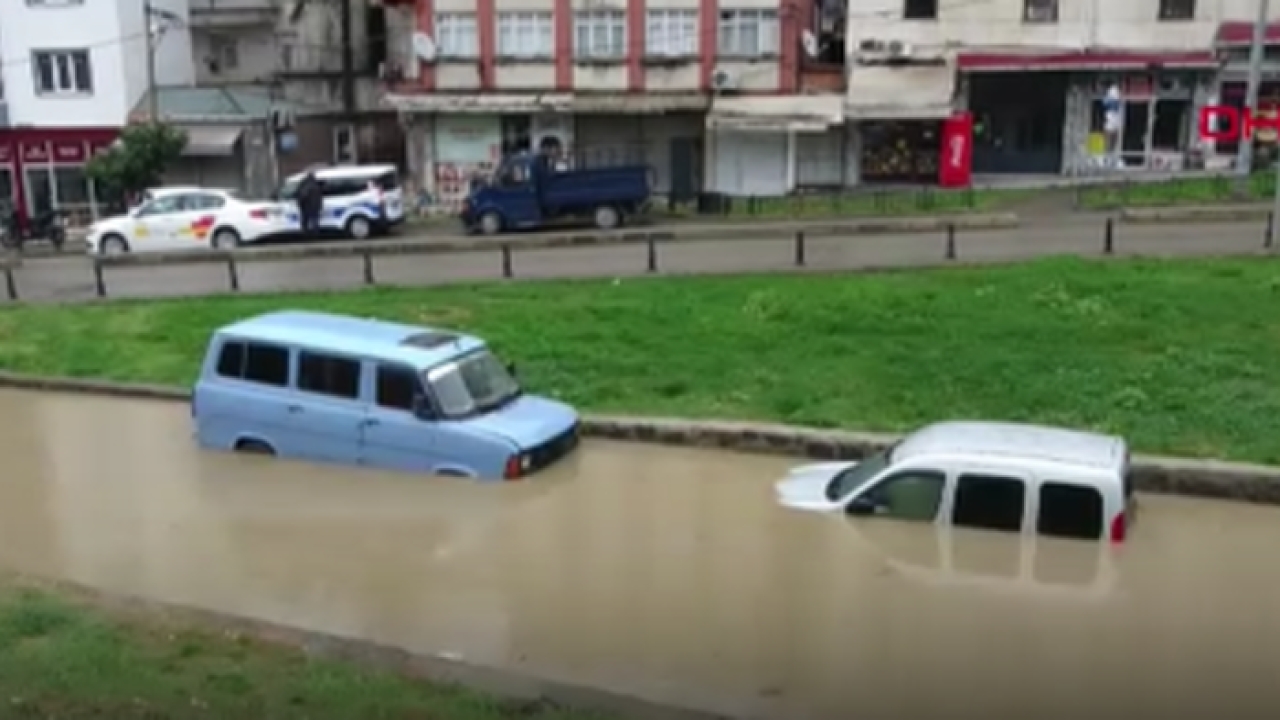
left=384, top=92, right=707, bottom=114
left=845, top=62, right=956, bottom=120
left=180, top=126, right=243, bottom=157
left=957, top=49, right=1217, bottom=72
left=706, top=94, right=843, bottom=132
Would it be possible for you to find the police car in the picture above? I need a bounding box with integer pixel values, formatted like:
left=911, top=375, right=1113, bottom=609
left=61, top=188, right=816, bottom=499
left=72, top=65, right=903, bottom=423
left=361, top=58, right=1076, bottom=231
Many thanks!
left=276, top=164, right=405, bottom=240
left=85, top=187, right=289, bottom=255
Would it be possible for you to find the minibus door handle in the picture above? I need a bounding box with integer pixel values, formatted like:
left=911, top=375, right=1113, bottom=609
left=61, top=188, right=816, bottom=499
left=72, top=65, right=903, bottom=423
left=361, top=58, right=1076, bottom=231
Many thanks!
left=287, top=404, right=303, bottom=414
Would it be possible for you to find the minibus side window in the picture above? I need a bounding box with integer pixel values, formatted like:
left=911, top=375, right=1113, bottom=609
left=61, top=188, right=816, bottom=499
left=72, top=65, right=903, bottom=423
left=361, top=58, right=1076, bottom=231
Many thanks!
left=297, top=351, right=361, bottom=400
left=215, top=339, right=289, bottom=388
left=375, top=365, right=419, bottom=411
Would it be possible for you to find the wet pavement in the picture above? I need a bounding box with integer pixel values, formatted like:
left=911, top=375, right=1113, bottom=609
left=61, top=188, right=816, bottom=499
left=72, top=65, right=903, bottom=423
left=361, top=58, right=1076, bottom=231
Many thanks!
left=3, top=388, right=1280, bottom=718
left=0, top=217, right=1270, bottom=303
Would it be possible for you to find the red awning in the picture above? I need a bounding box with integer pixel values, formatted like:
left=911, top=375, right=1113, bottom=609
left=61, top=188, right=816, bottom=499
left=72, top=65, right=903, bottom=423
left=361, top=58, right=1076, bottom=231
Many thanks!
left=957, top=49, right=1217, bottom=72
left=1216, top=21, right=1280, bottom=46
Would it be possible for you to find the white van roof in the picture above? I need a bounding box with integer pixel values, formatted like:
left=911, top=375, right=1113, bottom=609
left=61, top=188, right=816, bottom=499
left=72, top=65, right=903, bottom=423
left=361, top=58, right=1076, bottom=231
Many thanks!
left=894, top=421, right=1127, bottom=474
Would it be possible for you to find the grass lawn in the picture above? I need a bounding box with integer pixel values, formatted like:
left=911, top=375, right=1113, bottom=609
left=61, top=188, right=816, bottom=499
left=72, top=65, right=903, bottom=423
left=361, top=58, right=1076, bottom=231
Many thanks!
left=1, top=256, right=1280, bottom=462
left=0, top=578, right=599, bottom=719
left=1078, top=172, right=1276, bottom=209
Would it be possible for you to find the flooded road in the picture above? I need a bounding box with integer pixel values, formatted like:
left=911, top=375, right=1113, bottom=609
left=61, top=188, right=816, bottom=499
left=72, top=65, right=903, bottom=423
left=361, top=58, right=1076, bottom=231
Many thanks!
left=2, top=388, right=1280, bottom=718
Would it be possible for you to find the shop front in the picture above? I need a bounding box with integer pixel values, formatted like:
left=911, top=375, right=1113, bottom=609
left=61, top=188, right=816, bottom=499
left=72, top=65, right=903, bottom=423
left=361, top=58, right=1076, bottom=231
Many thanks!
left=845, top=60, right=959, bottom=185
left=705, top=94, right=845, bottom=196
left=0, top=128, right=118, bottom=226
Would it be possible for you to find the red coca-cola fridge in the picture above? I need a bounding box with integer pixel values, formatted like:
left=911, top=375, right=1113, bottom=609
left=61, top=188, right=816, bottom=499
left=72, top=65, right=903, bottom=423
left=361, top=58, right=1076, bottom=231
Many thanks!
left=938, top=112, right=973, bottom=188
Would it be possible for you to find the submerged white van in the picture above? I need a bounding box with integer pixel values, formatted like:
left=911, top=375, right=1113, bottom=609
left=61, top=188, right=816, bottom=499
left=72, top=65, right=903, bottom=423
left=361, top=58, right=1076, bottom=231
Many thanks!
left=775, top=421, right=1135, bottom=543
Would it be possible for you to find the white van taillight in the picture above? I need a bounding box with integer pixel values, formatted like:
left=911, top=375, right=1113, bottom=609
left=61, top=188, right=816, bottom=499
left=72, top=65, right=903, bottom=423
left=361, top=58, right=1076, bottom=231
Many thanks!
left=1109, top=512, right=1126, bottom=543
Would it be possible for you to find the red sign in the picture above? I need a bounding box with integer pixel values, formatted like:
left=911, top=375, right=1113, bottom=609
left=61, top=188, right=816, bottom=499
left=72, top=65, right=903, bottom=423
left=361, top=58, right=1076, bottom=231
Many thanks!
left=938, top=112, right=973, bottom=188
left=1200, top=105, right=1280, bottom=142
left=20, top=143, right=49, bottom=163
left=51, top=140, right=86, bottom=164
left=0, top=144, right=13, bottom=164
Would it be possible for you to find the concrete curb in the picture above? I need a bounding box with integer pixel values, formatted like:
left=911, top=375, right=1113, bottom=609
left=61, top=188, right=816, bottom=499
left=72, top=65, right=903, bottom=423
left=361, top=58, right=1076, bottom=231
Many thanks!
left=1, top=370, right=1278, bottom=504
left=13, top=213, right=1019, bottom=268
left=11, top=573, right=727, bottom=720
left=1119, top=205, right=1270, bottom=223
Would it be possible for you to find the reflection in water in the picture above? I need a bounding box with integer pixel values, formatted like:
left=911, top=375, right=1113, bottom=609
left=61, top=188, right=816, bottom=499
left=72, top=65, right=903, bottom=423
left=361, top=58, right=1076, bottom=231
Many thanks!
left=0, top=388, right=1279, bottom=718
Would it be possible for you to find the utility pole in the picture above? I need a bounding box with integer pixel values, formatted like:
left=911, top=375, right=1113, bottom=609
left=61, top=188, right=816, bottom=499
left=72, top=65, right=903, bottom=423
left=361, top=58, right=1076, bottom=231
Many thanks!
left=1238, top=0, right=1271, bottom=177
left=340, top=0, right=356, bottom=115
left=144, top=0, right=159, bottom=123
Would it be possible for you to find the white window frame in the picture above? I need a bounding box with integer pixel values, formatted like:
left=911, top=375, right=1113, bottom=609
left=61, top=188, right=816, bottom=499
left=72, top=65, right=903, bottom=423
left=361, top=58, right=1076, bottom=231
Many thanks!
left=496, top=12, right=554, bottom=59
left=574, top=10, right=626, bottom=60
left=31, top=50, right=93, bottom=96
left=333, top=123, right=357, bottom=165
left=435, top=12, right=479, bottom=58
left=645, top=9, right=697, bottom=57
left=717, top=9, right=778, bottom=58
left=26, top=0, right=84, bottom=6
left=210, top=37, right=239, bottom=70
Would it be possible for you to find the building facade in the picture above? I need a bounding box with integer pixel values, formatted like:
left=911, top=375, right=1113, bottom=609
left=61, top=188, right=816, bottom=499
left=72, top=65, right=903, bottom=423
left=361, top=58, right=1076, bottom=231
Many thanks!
left=381, top=0, right=847, bottom=208
left=0, top=0, right=193, bottom=220
left=843, top=0, right=1280, bottom=179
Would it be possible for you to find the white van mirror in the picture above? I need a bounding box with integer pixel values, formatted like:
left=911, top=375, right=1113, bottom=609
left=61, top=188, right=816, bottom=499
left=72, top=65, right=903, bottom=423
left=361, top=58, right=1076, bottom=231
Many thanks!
left=846, top=496, right=876, bottom=515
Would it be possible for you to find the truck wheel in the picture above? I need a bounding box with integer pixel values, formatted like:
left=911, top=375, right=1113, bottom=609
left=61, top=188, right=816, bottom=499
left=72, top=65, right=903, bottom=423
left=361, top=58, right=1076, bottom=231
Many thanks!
left=594, top=205, right=620, bottom=230
left=479, top=212, right=503, bottom=235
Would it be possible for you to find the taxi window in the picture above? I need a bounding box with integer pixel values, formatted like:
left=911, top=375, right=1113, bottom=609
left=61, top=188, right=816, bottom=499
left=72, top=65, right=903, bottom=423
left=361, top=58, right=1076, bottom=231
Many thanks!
left=136, top=195, right=182, bottom=216
left=190, top=193, right=227, bottom=210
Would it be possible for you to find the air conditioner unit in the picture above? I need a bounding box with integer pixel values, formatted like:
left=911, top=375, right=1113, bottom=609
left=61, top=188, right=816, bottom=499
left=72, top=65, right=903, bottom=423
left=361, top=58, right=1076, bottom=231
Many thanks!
left=886, top=40, right=912, bottom=58
left=858, top=38, right=885, bottom=53
left=711, top=67, right=737, bottom=92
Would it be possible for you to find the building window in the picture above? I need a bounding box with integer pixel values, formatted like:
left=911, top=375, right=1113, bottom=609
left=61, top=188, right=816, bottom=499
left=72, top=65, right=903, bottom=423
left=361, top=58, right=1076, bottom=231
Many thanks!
left=436, top=13, right=479, bottom=58
left=210, top=37, right=238, bottom=71
left=1023, top=0, right=1057, bottom=22
left=574, top=11, right=626, bottom=59
left=25, top=0, right=84, bottom=5
left=496, top=12, right=554, bottom=59
left=332, top=124, right=356, bottom=164
left=903, top=0, right=938, bottom=19
left=32, top=50, right=92, bottom=96
left=717, top=10, right=778, bottom=57
left=646, top=9, right=697, bottom=57
left=1158, top=0, right=1194, bottom=20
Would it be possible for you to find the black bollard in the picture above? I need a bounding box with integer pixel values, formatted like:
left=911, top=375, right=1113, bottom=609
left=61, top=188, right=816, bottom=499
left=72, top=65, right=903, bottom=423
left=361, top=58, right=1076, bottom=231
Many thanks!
left=1104, top=217, right=1114, bottom=255
left=3, top=265, right=15, bottom=301
left=646, top=235, right=657, bottom=273
left=1267, top=212, right=1275, bottom=250
left=362, top=250, right=374, bottom=284
left=226, top=254, right=240, bottom=291
left=794, top=231, right=806, bottom=266
left=501, top=244, right=512, bottom=278
left=93, top=260, right=106, bottom=297
left=945, top=223, right=956, bottom=260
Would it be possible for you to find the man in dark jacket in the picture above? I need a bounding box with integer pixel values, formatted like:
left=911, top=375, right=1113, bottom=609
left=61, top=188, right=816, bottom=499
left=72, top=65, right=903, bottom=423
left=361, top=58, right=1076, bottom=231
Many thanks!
left=296, top=172, right=323, bottom=237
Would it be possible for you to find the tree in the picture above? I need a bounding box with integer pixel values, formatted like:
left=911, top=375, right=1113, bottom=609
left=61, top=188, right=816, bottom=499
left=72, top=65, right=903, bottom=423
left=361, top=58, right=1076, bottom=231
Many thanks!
left=85, top=123, right=187, bottom=200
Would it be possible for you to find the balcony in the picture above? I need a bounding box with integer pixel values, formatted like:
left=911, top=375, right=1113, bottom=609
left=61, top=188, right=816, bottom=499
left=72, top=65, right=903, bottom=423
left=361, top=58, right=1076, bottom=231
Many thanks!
left=189, top=0, right=278, bottom=28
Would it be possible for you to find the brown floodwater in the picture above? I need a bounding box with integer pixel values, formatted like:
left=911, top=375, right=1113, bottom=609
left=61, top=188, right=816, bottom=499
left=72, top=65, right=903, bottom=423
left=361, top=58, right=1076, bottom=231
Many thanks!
left=1, top=388, right=1278, bottom=719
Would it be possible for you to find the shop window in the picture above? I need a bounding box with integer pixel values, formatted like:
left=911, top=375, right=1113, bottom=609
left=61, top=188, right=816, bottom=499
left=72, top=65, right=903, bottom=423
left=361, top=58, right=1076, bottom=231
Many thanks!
left=1158, top=0, right=1194, bottom=20
left=1152, top=99, right=1190, bottom=151
left=332, top=124, right=356, bottom=164
left=501, top=115, right=532, bottom=157
left=903, top=0, right=937, bottom=19
left=53, top=167, right=89, bottom=207
left=860, top=121, right=940, bottom=183
left=1023, top=0, right=1057, bottom=22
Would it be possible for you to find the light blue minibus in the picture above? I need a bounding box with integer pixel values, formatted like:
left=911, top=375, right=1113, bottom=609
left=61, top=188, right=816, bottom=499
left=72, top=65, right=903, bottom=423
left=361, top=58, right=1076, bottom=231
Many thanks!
left=192, top=310, right=580, bottom=480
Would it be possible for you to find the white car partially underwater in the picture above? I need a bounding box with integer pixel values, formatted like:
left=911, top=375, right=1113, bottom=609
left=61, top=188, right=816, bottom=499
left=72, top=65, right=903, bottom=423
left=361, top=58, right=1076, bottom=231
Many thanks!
left=86, top=187, right=290, bottom=255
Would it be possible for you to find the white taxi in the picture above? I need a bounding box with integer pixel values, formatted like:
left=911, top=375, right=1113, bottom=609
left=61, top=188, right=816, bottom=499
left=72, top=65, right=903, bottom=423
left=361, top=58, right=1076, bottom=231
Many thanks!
left=86, top=187, right=289, bottom=255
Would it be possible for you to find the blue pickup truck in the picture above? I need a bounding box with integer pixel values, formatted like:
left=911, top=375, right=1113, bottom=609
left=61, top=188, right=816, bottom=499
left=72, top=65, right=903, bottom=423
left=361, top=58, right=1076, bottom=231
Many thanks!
left=460, top=153, right=652, bottom=234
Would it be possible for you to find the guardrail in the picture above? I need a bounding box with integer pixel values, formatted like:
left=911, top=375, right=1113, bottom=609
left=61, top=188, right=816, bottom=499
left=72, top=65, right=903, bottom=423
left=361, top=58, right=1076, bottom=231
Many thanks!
left=0, top=211, right=1269, bottom=303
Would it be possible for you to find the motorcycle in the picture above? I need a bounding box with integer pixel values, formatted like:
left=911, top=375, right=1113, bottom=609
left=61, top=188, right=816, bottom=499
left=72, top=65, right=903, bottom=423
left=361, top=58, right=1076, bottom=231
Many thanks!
left=0, top=208, right=68, bottom=252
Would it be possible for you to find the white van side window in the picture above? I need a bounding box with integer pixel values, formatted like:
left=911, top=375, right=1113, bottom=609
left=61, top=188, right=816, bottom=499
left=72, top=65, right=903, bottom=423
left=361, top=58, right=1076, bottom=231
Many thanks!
left=375, top=365, right=418, bottom=411
left=1036, top=482, right=1104, bottom=540
left=951, top=474, right=1025, bottom=533
left=215, top=340, right=289, bottom=387
left=863, top=470, right=946, bottom=522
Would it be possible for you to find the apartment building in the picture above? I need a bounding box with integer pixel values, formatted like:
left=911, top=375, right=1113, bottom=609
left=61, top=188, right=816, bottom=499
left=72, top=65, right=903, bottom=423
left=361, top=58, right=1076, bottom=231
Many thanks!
left=380, top=0, right=847, bottom=207
left=0, top=0, right=192, bottom=220
left=844, top=0, right=1280, bottom=179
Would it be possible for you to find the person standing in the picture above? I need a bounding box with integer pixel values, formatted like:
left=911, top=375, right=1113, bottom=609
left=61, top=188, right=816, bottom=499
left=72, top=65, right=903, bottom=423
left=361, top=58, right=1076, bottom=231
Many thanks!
left=296, top=172, right=323, bottom=237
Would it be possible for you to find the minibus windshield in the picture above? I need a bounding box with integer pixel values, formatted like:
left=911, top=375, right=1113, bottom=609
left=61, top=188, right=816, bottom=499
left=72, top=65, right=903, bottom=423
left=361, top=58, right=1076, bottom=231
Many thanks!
left=425, top=351, right=521, bottom=419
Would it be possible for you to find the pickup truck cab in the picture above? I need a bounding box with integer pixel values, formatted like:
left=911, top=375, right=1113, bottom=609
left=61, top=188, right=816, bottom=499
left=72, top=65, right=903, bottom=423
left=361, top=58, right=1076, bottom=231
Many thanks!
left=192, top=310, right=580, bottom=481
left=460, top=152, right=652, bottom=234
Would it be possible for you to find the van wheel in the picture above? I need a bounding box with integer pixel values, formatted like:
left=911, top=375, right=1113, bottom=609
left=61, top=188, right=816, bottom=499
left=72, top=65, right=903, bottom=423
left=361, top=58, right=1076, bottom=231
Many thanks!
left=478, top=212, right=503, bottom=235
left=211, top=228, right=240, bottom=250
left=100, top=234, right=129, bottom=255
left=345, top=216, right=372, bottom=240
left=234, top=439, right=275, bottom=456
left=594, top=205, right=620, bottom=230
